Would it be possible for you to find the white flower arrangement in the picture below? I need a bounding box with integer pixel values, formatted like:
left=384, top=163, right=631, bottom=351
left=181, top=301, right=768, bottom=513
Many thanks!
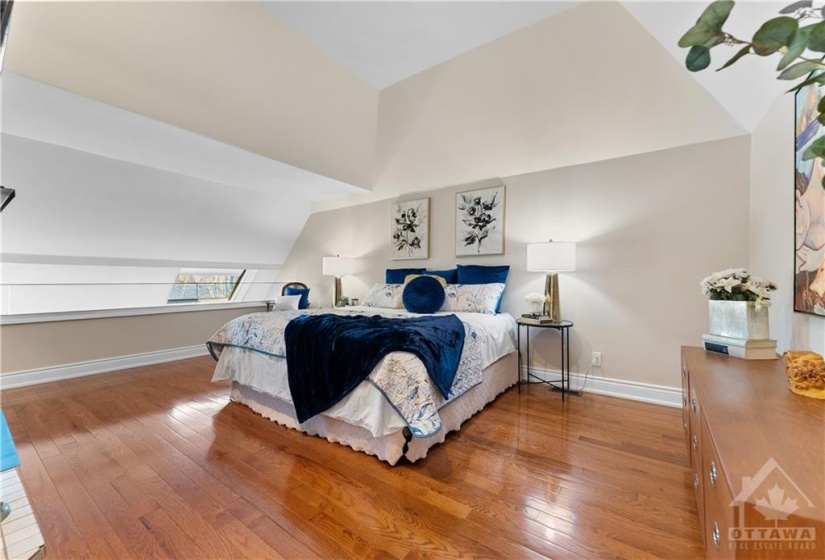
left=524, top=292, right=546, bottom=305
left=700, top=269, right=777, bottom=309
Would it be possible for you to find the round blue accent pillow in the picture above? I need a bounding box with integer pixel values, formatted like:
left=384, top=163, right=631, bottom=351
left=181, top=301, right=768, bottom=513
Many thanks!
left=402, top=276, right=445, bottom=314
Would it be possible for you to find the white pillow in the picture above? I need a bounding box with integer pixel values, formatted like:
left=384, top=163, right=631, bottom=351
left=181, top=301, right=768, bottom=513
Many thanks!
left=362, top=283, right=403, bottom=309
left=268, top=295, right=302, bottom=311
left=441, top=283, right=505, bottom=314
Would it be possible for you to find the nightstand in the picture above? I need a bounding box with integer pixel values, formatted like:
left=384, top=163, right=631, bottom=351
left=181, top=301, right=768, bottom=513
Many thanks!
left=516, top=319, right=574, bottom=401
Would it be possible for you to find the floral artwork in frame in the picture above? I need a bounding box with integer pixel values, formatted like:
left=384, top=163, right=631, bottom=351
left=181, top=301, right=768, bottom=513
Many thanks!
left=391, top=198, right=429, bottom=260
left=455, top=185, right=505, bottom=257
left=794, top=77, right=825, bottom=317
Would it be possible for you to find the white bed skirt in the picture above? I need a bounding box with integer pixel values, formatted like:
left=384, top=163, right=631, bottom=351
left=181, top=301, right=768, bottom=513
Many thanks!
left=228, top=351, right=517, bottom=465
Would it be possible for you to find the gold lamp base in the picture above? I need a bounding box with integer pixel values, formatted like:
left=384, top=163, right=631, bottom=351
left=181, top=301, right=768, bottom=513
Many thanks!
left=544, top=272, right=561, bottom=322
left=332, top=276, right=342, bottom=307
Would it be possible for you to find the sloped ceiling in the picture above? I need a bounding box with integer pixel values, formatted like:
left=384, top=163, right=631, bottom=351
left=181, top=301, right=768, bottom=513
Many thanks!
left=2, top=0, right=788, bottom=210
left=261, top=2, right=578, bottom=88
left=309, top=0, right=746, bottom=211
left=622, top=1, right=788, bottom=132
left=2, top=73, right=361, bottom=202
left=3, top=1, right=789, bottom=176
left=3, top=0, right=379, bottom=188
left=261, top=0, right=788, bottom=132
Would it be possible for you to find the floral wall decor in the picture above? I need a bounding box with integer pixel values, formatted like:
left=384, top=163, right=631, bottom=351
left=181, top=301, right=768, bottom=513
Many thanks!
left=796, top=80, right=825, bottom=317
left=455, top=185, right=505, bottom=256
left=391, top=198, right=429, bottom=260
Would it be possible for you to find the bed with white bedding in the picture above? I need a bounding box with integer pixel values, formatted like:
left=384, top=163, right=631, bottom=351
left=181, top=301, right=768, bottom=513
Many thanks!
left=208, top=305, right=517, bottom=465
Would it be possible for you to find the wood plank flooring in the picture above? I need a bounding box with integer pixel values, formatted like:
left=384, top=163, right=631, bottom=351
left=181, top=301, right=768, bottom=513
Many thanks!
left=1, top=357, right=703, bottom=559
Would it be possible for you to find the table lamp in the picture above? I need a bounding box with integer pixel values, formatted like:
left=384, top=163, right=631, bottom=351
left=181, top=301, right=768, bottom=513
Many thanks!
left=322, top=256, right=355, bottom=307
left=526, top=240, right=576, bottom=322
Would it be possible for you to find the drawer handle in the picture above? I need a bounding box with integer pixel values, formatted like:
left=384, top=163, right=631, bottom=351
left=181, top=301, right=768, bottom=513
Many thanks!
left=683, top=423, right=688, bottom=435
left=693, top=472, right=699, bottom=490
left=683, top=396, right=688, bottom=408
left=712, top=521, right=721, bottom=550
left=691, top=398, right=697, bottom=413
left=682, top=367, right=687, bottom=377
left=692, top=434, right=698, bottom=450
left=710, top=460, right=718, bottom=487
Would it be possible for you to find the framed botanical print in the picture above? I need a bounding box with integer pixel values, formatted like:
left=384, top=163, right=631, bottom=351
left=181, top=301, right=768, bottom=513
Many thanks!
left=794, top=78, right=825, bottom=317
left=391, top=198, right=429, bottom=260
left=455, top=185, right=505, bottom=257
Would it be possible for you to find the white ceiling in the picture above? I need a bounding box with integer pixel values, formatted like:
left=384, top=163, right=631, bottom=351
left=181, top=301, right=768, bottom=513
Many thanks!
left=261, top=1, right=577, bottom=89
left=622, top=1, right=788, bottom=131
left=262, top=0, right=787, bottom=131
left=2, top=1, right=794, bottom=201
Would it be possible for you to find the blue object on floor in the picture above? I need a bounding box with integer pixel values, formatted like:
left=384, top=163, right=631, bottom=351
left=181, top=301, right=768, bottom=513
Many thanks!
left=0, top=409, right=20, bottom=471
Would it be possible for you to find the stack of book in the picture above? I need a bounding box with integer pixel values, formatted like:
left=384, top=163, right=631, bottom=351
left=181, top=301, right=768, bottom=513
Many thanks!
left=702, top=334, right=778, bottom=360
left=520, top=314, right=556, bottom=325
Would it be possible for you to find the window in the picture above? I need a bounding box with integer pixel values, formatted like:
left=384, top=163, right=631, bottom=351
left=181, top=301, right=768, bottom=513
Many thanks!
left=167, top=269, right=245, bottom=303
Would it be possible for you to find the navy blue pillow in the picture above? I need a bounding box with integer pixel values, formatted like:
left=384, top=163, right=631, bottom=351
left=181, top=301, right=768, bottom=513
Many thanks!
left=402, top=276, right=446, bottom=314
left=456, top=264, right=510, bottom=285
left=386, top=268, right=425, bottom=284
left=425, top=269, right=458, bottom=284
left=285, top=287, right=310, bottom=309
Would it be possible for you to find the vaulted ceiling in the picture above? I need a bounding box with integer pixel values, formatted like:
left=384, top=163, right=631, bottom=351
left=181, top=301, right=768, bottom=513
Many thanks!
left=3, top=1, right=788, bottom=196
left=0, top=1, right=790, bottom=272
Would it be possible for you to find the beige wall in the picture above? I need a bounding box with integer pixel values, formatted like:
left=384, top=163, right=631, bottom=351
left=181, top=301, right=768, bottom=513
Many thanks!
left=281, top=136, right=751, bottom=388
left=0, top=305, right=263, bottom=374
left=6, top=1, right=378, bottom=187
left=316, top=1, right=744, bottom=212
left=750, top=94, right=825, bottom=355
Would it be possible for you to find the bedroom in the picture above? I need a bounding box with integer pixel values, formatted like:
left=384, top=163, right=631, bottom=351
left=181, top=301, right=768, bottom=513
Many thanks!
left=0, top=0, right=824, bottom=558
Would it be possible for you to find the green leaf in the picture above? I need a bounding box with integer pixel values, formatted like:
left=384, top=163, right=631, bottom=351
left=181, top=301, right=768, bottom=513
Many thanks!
left=717, top=45, right=752, bottom=71
left=780, top=0, right=812, bottom=14
left=779, top=60, right=823, bottom=79
left=679, top=24, right=717, bottom=48
left=698, top=0, right=735, bottom=31
left=778, top=25, right=812, bottom=70
left=679, top=1, right=734, bottom=48
left=802, top=136, right=825, bottom=160
left=752, top=17, right=799, bottom=56
left=686, top=46, right=712, bottom=71
left=807, top=21, right=825, bottom=52
left=817, top=96, right=825, bottom=114
left=816, top=111, right=825, bottom=126
left=787, top=71, right=825, bottom=92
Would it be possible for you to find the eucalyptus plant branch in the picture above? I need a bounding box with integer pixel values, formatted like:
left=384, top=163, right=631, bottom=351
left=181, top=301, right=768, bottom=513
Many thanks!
left=680, top=0, right=825, bottom=178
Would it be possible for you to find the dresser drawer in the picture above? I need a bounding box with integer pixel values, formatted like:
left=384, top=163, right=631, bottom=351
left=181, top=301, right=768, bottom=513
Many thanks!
left=681, top=360, right=690, bottom=456
left=689, top=384, right=702, bottom=468
left=681, top=347, right=825, bottom=559
left=702, top=416, right=735, bottom=558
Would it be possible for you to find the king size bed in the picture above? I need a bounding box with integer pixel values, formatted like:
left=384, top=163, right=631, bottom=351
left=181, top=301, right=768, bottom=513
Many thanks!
left=207, top=277, right=518, bottom=465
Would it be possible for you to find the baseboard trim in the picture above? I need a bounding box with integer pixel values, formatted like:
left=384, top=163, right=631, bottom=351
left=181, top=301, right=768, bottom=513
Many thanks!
left=522, top=366, right=681, bottom=408
left=0, top=345, right=211, bottom=389
left=1, top=348, right=682, bottom=407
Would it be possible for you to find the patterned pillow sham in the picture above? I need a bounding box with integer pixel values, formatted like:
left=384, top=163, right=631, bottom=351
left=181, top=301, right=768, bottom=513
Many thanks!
left=362, top=283, right=403, bottom=309
left=441, top=283, right=505, bottom=315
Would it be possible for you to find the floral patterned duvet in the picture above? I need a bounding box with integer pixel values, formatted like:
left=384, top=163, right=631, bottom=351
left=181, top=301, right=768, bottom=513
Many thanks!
left=208, top=307, right=484, bottom=438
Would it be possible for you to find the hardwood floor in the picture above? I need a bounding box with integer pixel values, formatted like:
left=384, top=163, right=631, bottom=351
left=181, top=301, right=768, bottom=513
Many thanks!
left=1, top=357, right=703, bottom=559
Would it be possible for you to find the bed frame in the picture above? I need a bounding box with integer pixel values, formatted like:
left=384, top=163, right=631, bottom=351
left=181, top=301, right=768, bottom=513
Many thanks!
left=225, top=351, right=517, bottom=465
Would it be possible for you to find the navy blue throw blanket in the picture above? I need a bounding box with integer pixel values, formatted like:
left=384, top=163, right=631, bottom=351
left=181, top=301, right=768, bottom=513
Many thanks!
left=285, top=314, right=466, bottom=423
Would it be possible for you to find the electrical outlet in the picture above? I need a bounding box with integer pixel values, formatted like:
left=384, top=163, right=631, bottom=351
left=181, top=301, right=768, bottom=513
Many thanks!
left=591, top=352, right=602, bottom=367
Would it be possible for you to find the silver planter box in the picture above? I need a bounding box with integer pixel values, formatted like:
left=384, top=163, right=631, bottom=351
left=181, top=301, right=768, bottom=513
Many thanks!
left=708, top=300, right=770, bottom=340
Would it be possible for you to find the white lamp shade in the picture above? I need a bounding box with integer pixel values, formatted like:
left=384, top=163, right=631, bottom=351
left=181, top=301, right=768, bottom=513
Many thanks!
left=322, top=256, right=355, bottom=277
left=526, top=242, right=576, bottom=272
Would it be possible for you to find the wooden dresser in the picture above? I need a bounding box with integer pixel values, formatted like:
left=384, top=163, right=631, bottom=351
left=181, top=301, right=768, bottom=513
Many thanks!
left=681, top=347, right=825, bottom=559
